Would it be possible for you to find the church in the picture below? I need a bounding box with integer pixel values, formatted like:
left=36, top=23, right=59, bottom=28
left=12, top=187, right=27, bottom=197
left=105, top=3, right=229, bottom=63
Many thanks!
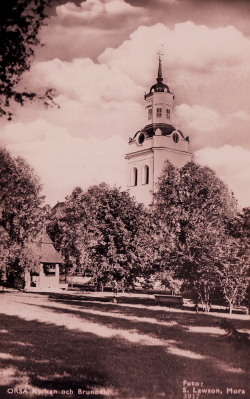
left=125, top=55, right=193, bottom=205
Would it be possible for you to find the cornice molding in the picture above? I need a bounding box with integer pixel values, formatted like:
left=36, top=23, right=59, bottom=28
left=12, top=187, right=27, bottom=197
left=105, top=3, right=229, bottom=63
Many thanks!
left=125, top=148, right=153, bottom=160
left=152, top=146, right=193, bottom=157
left=125, top=146, right=193, bottom=160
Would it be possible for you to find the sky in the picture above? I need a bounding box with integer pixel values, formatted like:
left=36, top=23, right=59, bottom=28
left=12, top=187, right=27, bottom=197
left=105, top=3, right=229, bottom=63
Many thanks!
left=1, top=0, right=250, bottom=207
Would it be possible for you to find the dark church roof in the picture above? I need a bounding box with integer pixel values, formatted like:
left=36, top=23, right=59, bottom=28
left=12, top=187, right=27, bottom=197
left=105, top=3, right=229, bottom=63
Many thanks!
left=37, top=230, right=63, bottom=264
left=129, top=126, right=189, bottom=144
left=143, top=123, right=175, bottom=137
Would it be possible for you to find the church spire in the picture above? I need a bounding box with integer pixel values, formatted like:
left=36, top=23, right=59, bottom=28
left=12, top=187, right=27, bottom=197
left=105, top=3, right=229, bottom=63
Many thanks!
left=157, top=51, right=163, bottom=81
left=144, top=52, right=171, bottom=98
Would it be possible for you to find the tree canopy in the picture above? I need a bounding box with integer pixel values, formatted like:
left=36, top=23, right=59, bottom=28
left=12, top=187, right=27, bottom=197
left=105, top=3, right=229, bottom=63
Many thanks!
left=215, top=209, right=250, bottom=312
left=0, top=0, right=53, bottom=119
left=152, top=161, right=249, bottom=311
left=0, top=148, right=45, bottom=287
left=48, top=183, right=155, bottom=290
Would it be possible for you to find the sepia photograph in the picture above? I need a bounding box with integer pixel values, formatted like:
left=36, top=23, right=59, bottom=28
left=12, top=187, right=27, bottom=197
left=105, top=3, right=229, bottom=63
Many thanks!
left=0, top=0, right=250, bottom=398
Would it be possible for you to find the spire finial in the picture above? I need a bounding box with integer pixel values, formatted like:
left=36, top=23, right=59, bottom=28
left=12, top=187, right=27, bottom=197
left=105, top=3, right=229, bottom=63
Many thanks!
left=157, top=49, right=163, bottom=80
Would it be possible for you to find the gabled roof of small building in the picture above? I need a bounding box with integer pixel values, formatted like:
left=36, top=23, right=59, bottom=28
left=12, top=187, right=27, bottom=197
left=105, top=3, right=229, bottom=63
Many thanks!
left=37, top=230, right=63, bottom=264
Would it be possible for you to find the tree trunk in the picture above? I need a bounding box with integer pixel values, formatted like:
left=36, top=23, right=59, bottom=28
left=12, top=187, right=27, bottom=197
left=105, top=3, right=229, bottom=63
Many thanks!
left=228, top=303, right=233, bottom=314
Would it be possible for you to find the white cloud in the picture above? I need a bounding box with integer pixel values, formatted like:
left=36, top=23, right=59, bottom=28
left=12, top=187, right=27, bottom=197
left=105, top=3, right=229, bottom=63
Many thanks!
left=99, top=22, right=250, bottom=82
left=175, top=104, right=225, bottom=133
left=105, top=0, right=142, bottom=15
left=56, top=0, right=147, bottom=27
left=34, top=94, right=145, bottom=142
left=5, top=20, right=250, bottom=207
left=37, top=0, right=149, bottom=61
left=18, top=56, right=146, bottom=142
left=170, top=22, right=250, bottom=69
left=195, top=145, right=250, bottom=208
left=1, top=119, right=128, bottom=205
left=98, top=24, right=169, bottom=87
left=30, top=57, right=143, bottom=105
left=174, top=104, right=250, bottom=152
left=31, top=22, right=250, bottom=135
left=98, top=22, right=250, bottom=119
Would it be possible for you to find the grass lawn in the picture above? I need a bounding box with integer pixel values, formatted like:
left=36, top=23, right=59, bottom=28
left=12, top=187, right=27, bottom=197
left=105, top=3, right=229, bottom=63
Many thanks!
left=0, top=291, right=249, bottom=399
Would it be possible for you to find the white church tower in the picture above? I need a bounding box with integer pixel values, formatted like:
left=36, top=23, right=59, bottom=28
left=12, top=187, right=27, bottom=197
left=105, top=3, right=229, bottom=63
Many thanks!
left=125, top=54, right=193, bottom=205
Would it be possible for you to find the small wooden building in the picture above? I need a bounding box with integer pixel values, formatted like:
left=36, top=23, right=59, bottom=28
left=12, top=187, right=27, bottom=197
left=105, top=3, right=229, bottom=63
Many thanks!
left=25, top=230, right=65, bottom=292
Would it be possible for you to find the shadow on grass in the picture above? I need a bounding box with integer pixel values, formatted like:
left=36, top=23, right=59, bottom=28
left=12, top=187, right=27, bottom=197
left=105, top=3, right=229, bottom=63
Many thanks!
left=0, top=314, right=111, bottom=398
left=26, top=300, right=250, bottom=366
left=0, top=313, right=193, bottom=399
left=46, top=292, right=157, bottom=307
left=46, top=294, right=250, bottom=332
left=1, top=293, right=250, bottom=399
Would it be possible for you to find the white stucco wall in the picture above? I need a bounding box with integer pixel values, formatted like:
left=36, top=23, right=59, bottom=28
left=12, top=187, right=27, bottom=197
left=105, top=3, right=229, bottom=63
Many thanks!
left=126, top=133, right=193, bottom=205
left=25, top=264, right=60, bottom=292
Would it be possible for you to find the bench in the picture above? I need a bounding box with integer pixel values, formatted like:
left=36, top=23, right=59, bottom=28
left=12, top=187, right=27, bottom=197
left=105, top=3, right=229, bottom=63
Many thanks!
left=154, top=294, right=184, bottom=308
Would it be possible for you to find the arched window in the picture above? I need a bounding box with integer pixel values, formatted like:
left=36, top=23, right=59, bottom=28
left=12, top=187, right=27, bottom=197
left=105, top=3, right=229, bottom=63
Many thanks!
left=148, top=108, right=152, bottom=120
left=131, top=167, right=138, bottom=186
left=142, top=165, right=149, bottom=184
left=145, top=165, right=149, bottom=184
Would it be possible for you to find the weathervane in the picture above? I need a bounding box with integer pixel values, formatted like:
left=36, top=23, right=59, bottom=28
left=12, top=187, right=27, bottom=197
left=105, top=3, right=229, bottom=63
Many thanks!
left=157, top=43, right=164, bottom=59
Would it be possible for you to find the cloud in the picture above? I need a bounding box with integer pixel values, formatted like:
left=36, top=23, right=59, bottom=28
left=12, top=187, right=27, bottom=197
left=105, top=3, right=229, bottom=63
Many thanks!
left=33, top=22, right=250, bottom=126
left=2, top=119, right=249, bottom=209
left=174, top=104, right=250, bottom=151
left=98, top=24, right=169, bottom=87
left=175, top=104, right=226, bottom=132
left=98, top=22, right=250, bottom=116
left=123, top=0, right=250, bottom=38
left=55, top=0, right=148, bottom=28
left=18, top=56, right=146, bottom=141
left=170, top=22, right=250, bottom=69
left=99, top=22, right=250, bottom=81
left=37, top=0, right=150, bottom=61
left=194, top=145, right=250, bottom=208
left=1, top=119, right=128, bottom=205
left=31, top=57, right=143, bottom=104
left=5, top=20, right=250, bottom=207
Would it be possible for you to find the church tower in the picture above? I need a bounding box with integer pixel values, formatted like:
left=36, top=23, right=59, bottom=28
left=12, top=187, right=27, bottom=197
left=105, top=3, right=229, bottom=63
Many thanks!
left=125, top=54, right=193, bottom=205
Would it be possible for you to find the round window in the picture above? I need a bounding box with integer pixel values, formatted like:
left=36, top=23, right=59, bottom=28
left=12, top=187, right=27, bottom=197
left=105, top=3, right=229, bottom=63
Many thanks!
left=138, top=133, right=145, bottom=144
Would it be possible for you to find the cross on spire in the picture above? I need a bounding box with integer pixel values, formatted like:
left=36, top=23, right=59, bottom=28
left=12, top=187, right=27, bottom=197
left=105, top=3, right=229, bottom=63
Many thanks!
left=157, top=50, right=164, bottom=60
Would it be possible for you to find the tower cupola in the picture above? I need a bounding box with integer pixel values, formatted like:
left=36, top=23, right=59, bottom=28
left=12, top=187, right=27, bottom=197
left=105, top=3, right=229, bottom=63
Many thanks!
left=141, top=53, right=175, bottom=134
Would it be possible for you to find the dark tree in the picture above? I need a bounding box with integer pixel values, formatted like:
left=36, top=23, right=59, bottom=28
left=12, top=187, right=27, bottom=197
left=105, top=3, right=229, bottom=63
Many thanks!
left=48, top=183, right=155, bottom=290
left=0, top=0, right=54, bottom=119
left=216, top=208, right=250, bottom=313
left=0, top=148, right=45, bottom=287
left=152, top=161, right=241, bottom=310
